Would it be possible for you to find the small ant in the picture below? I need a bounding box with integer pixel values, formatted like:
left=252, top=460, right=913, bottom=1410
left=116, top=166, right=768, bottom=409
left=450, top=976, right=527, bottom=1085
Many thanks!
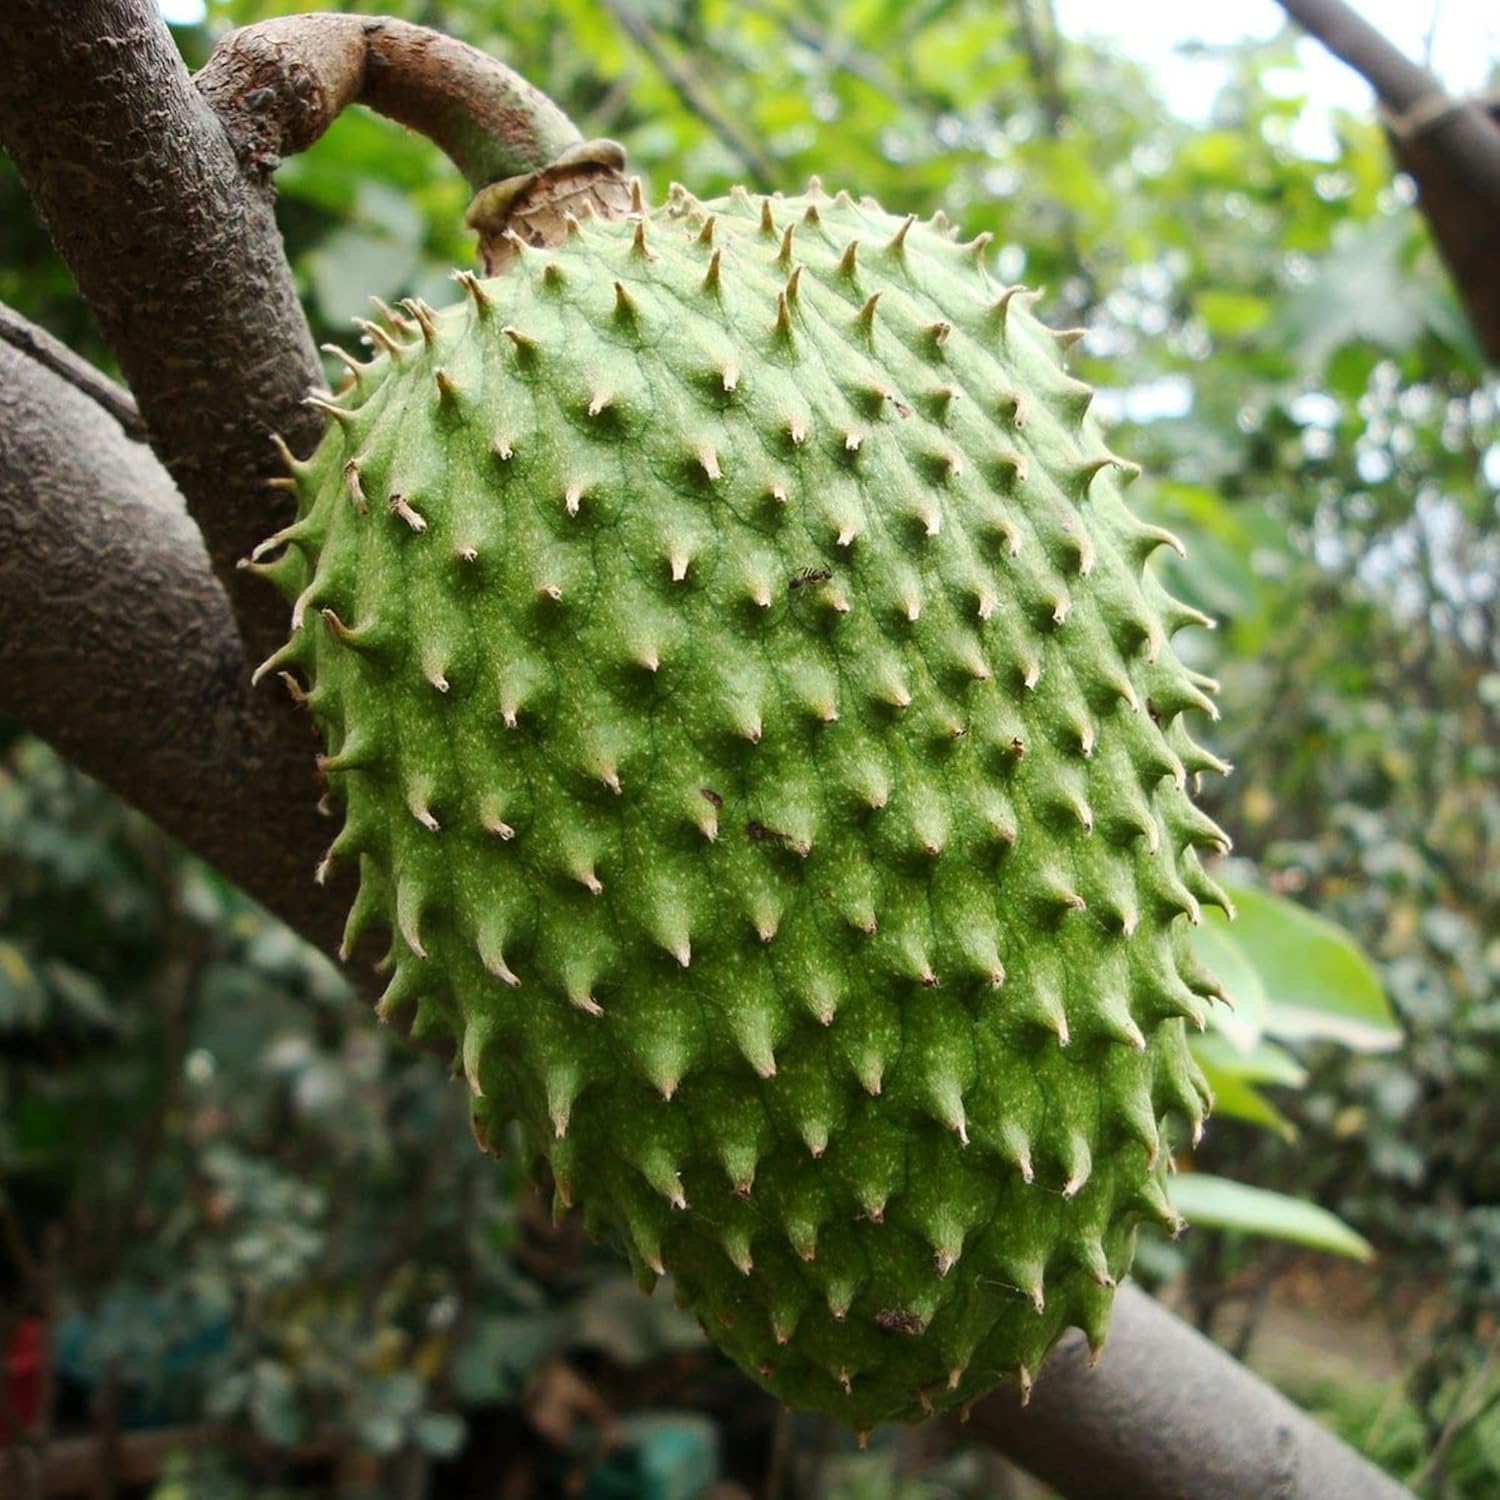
left=789, top=566, right=833, bottom=590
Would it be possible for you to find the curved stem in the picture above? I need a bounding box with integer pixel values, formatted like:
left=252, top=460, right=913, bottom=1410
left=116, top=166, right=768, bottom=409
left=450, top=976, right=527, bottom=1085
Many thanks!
left=196, top=13, right=586, bottom=192
left=195, top=14, right=632, bottom=277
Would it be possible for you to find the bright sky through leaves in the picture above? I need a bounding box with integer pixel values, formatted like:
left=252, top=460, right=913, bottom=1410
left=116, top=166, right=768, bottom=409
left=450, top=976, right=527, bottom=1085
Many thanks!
left=160, top=0, right=1497, bottom=135
left=1057, top=0, right=1496, bottom=145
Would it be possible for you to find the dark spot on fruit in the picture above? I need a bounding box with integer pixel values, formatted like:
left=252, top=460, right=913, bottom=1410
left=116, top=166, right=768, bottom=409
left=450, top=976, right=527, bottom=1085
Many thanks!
left=746, top=820, right=794, bottom=846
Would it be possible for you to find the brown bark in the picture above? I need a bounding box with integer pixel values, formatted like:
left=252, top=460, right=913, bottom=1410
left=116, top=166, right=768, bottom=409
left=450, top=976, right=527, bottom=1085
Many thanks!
left=0, top=328, right=345, bottom=957
left=968, top=1283, right=1413, bottom=1500
left=0, top=0, right=324, bottom=664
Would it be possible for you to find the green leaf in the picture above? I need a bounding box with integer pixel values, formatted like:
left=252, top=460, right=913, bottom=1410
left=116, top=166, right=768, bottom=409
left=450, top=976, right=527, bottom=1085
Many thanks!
left=1192, top=1032, right=1308, bottom=1088
left=249, top=1359, right=303, bottom=1448
left=0, top=941, right=46, bottom=1031
left=1193, top=1056, right=1296, bottom=1140
left=1197, top=290, right=1271, bottom=338
left=1191, top=912, right=1266, bottom=1054
left=356, top=1408, right=406, bottom=1456
left=306, top=228, right=418, bottom=330
left=354, top=180, right=425, bottom=249
left=1223, top=885, right=1400, bottom=1051
left=1273, top=216, right=1437, bottom=372
left=1170, top=1175, right=1374, bottom=1261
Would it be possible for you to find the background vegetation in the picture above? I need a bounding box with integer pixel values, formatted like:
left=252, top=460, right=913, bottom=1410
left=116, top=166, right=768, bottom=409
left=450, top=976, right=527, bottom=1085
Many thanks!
left=2, top=0, right=1497, bottom=1495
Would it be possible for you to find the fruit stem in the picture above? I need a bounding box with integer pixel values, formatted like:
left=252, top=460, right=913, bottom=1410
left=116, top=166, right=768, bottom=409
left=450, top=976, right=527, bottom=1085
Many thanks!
left=196, top=13, right=590, bottom=193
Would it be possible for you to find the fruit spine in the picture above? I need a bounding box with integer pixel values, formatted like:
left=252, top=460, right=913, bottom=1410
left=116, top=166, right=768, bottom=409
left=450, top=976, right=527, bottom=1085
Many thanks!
left=252, top=180, right=1228, bottom=1430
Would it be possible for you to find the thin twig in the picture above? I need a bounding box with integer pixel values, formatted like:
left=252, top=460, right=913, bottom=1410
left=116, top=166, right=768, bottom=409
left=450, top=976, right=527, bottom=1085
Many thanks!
left=1421, top=0, right=1444, bottom=70
left=1015, top=0, right=1066, bottom=133
left=1228, top=1245, right=1291, bottom=1364
left=0, top=305, right=143, bottom=442
left=732, top=0, right=913, bottom=102
left=1012, top=0, right=1101, bottom=320
left=1408, top=1326, right=1500, bottom=1493
left=602, top=0, right=776, bottom=189
left=764, top=1406, right=791, bottom=1500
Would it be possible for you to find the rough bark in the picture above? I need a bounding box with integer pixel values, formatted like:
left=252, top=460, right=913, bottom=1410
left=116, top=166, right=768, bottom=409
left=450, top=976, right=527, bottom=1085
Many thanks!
left=0, top=303, right=144, bottom=442
left=968, top=1283, right=1413, bottom=1500
left=0, top=0, right=324, bottom=664
left=0, top=331, right=346, bottom=958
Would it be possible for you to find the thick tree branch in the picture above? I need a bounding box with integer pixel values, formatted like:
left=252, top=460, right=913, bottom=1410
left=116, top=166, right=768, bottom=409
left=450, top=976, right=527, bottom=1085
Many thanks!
left=969, top=1283, right=1413, bottom=1499
left=195, top=13, right=584, bottom=192
left=1278, top=0, right=1500, bottom=360
left=0, top=0, right=324, bottom=665
left=0, top=325, right=344, bottom=959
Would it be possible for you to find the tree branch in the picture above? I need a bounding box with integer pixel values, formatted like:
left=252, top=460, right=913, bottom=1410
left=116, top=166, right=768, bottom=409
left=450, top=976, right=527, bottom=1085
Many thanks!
left=0, top=304, right=144, bottom=443
left=194, top=13, right=585, bottom=192
left=968, top=1283, right=1414, bottom=1500
left=1277, top=0, right=1500, bottom=360
left=1278, top=0, right=1500, bottom=179
left=1015, top=0, right=1067, bottom=134
left=0, top=320, right=345, bottom=960
left=0, top=0, right=324, bottom=665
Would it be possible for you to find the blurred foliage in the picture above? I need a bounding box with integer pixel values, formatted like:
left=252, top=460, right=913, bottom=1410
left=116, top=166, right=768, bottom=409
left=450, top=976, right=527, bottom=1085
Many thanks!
left=3, top=0, right=1499, bottom=1494
left=0, top=730, right=705, bottom=1490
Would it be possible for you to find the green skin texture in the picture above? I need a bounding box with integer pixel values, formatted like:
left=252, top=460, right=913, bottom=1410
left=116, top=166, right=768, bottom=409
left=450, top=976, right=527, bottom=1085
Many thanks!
left=255, top=184, right=1228, bottom=1430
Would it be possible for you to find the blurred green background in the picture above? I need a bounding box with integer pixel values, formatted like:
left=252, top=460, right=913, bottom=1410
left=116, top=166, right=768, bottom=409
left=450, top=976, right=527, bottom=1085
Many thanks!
left=2, top=1, right=1498, bottom=1495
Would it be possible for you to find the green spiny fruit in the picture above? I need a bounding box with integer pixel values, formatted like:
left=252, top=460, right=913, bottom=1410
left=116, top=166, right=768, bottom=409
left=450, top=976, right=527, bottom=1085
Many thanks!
left=253, top=180, right=1228, bottom=1431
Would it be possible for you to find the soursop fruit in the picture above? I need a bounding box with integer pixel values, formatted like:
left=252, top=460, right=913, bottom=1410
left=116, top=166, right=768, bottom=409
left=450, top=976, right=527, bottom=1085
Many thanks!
left=253, top=180, right=1229, bottom=1430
